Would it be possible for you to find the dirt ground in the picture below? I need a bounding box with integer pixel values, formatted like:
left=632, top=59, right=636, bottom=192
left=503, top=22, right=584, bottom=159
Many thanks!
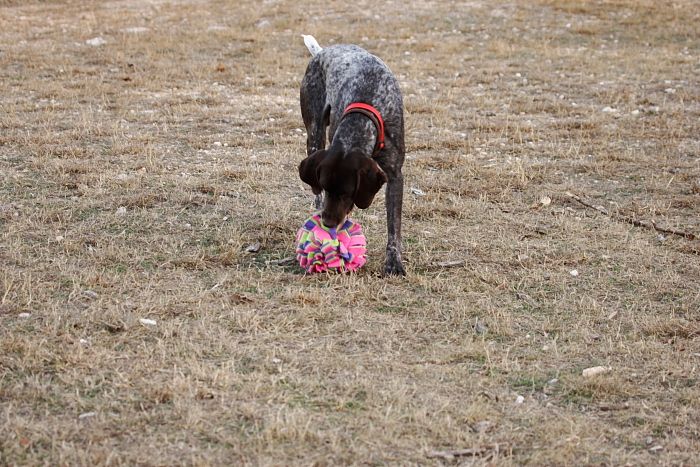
left=1, top=0, right=699, bottom=465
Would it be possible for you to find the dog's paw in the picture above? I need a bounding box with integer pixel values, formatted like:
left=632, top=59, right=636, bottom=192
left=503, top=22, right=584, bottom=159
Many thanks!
left=383, top=259, right=406, bottom=277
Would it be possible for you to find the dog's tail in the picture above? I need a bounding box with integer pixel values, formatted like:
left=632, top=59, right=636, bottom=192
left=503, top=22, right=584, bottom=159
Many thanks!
left=302, top=34, right=322, bottom=56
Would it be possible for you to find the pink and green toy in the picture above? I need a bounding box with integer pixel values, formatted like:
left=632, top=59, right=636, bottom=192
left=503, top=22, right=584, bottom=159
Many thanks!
left=295, top=214, right=367, bottom=273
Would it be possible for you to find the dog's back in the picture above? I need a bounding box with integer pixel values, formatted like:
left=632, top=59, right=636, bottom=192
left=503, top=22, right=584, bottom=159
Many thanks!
left=301, top=38, right=403, bottom=145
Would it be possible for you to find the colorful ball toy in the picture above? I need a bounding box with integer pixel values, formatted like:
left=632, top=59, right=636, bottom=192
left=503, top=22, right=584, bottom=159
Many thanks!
left=295, top=214, right=367, bottom=273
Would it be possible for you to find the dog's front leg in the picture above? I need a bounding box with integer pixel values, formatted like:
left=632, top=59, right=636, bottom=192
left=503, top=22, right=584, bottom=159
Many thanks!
left=384, top=171, right=405, bottom=276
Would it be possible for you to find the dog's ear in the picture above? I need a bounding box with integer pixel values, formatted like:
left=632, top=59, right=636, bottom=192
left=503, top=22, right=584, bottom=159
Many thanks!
left=353, top=158, right=387, bottom=209
left=298, top=150, right=326, bottom=195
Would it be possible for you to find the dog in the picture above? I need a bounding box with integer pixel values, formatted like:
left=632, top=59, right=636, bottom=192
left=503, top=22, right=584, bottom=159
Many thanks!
left=298, top=35, right=406, bottom=276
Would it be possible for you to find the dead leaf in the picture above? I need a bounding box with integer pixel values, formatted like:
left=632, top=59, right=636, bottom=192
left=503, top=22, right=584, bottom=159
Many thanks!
left=474, top=318, right=488, bottom=335
left=230, top=293, right=252, bottom=304
left=103, top=321, right=125, bottom=333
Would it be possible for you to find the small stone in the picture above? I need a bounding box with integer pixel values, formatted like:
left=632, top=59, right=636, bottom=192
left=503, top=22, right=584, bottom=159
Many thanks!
left=664, top=88, right=676, bottom=94
left=55, top=235, right=64, bottom=242
left=271, top=357, right=282, bottom=364
left=79, top=338, right=89, bottom=346
left=472, top=420, right=493, bottom=433
left=246, top=242, right=262, bottom=253
left=18, top=312, right=31, bottom=319
left=601, top=106, right=617, bottom=113
left=122, top=27, right=149, bottom=34
left=213, top=141, right=222, bottom=147
left=540, top=196, right=551, bottom=206
left=116, top=206, right=127, bottom=216
left=85, top=37, right=106, bottom=46
left=631, top=109, right=640, bottom=116
left=582, top=366, right=611, bottom=377
left=82, top=290, right=98, bottom=300
left=139, top=318, right=157, bottom=326
left=649, top=445, right=663, bottom=453
left=569, top=269, right=579, bottom=277
left=515, top=395, right=525, bottom=404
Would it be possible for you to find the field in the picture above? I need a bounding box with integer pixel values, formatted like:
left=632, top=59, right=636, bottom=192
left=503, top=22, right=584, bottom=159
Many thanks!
left=1, top=0, right=699, bottom=464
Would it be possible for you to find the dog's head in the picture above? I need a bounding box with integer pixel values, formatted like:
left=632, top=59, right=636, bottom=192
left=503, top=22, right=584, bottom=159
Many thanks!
left=299, top=148, right=387, bottom=228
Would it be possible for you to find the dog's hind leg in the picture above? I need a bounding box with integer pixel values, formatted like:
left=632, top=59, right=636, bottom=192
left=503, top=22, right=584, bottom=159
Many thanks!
left=300, top=59, right=329, bottom=209
left=301, top=60, right=328, bottom=156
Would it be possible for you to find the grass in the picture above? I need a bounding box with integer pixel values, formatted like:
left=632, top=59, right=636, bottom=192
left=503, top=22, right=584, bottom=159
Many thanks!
left=1, top=0, right=699, bottom=464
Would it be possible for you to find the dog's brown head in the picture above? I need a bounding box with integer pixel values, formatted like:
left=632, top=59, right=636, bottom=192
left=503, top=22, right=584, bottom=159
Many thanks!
left=299, top=148, right=387, bottom=228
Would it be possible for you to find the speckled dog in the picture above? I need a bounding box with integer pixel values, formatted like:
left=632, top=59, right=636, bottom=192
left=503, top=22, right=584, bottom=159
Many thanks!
left=298, top=35, right=406, bottom=276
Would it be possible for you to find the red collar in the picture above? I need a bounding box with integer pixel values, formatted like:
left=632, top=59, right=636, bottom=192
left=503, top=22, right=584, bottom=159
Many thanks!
left=342, top=103, right=385, bottom=156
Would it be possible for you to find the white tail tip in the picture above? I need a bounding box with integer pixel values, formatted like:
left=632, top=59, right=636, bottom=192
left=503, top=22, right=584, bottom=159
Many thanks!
left=302, top=34, right=322, bottom=56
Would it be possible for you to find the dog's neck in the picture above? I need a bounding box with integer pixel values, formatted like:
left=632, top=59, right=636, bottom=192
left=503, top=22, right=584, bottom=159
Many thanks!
left=330, top=114, right=377, bottom=157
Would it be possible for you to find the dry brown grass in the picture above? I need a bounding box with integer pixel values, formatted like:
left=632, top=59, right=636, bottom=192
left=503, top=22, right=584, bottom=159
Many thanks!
left=1, top=0, right=699, bottom=464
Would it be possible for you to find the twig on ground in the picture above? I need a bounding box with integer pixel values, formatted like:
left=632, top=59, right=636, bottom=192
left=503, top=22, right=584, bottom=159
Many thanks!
left=433, top=259, right=467, bottom=268
left=427, top=444, right=504, bottom=459
left=565, top=192, right=696, bottom=240
left=266, top=256, right=296, bottom=266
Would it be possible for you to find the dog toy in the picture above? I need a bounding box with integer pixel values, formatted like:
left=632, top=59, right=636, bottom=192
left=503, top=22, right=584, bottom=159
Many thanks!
left=295, top=214, right=367, bottom=273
